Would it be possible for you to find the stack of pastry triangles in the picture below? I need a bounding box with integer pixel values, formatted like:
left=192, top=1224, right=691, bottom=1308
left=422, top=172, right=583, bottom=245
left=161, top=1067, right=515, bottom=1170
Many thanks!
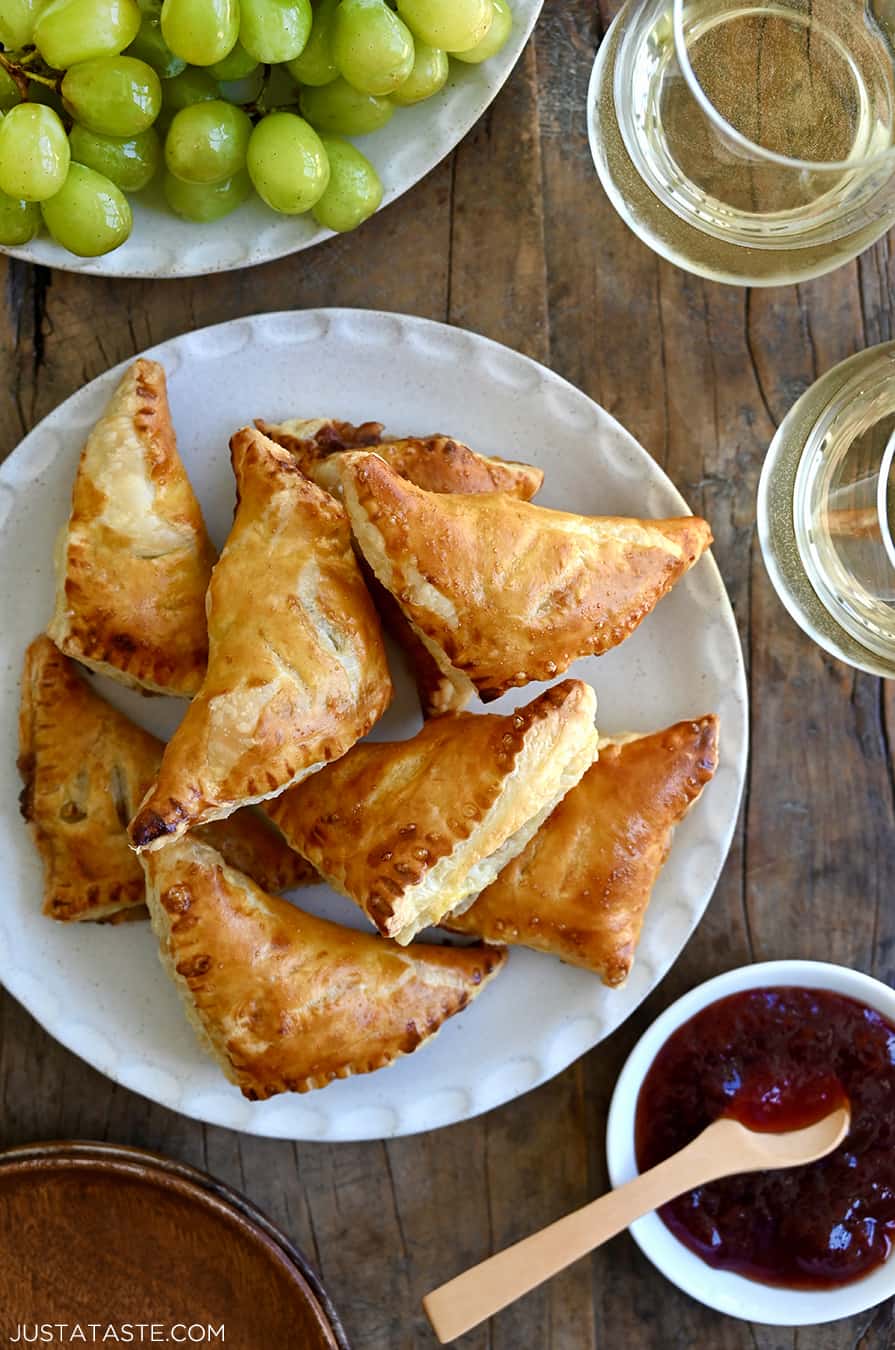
left=18, top=360, right=720, bottom=1101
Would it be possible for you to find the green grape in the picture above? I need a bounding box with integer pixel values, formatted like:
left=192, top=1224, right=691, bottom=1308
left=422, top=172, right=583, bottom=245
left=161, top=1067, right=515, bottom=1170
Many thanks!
left=69, top=122, right=160, bottom=190
left=0, top=190, right=41, bottom=244
left=396, top=0, right=491, bottom=52
left=164, top=164, right=249, bottom=218
left=246, top=110, right=328, bottom=213
left=62, top=56, right=162, bottom=136
left=452, top=0, right=509, bottom=62
left=238, top=0, right=309, bottom=63
left=333, top=0, right=413, bottom=96
left=207, top=38, right=255, bottom=78
left=162, top=64, right=217, bottom=111
left=35, top=0, right=141, bottom=67
left=126, top=13, right=187, bottom=77
left=0, top=103, right=70, bottom=201
left=286, top=0, right=337, bottom=86
left=299, top=77, right=392, bottom=136
left=217, top=66, right=263, bottom=104
left=0, top=0, right=45, bottom=49
left=165, top=97, right=250, bottom=182
left=312, top=134, right=381, bottom=231
left=0, top=68, right=23, bottom=113
left=41, top=161, right=132, bottom=254
left=160, top=0, right=239, bottom=66
left=389, top=38, right=446, bottom=104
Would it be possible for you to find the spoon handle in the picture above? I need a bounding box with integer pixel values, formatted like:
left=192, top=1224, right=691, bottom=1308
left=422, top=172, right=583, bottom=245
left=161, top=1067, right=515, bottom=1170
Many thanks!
left=422, top=1120, right=738, bottom=1344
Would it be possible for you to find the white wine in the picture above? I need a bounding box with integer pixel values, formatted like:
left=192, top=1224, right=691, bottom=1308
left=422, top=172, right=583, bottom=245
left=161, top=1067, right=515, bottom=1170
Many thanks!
left=590, top=0, right=895, bottom=285
left=795, top=374, right=895, bottom=658
left=759, top=343, right=895, bottom=676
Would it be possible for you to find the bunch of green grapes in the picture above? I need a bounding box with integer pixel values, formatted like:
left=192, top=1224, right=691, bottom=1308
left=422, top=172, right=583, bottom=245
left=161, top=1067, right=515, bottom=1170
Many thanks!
left=0, top=0, right=513, bottom=259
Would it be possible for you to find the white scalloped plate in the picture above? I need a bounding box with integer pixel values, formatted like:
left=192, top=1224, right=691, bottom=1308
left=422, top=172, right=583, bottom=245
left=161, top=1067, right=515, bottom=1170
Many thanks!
left=0, top=309, right=748, bottom=1140
left=1, top=2, right=541, bottom=279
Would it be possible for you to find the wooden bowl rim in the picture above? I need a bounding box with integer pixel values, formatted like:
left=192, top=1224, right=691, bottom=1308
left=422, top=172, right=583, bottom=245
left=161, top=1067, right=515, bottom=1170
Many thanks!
left=0, top=1138, right=351, bottom=1350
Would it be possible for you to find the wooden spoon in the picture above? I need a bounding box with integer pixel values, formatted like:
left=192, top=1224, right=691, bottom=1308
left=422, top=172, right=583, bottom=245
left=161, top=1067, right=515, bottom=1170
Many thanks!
left=423, top=1105, right=850, bottom=1344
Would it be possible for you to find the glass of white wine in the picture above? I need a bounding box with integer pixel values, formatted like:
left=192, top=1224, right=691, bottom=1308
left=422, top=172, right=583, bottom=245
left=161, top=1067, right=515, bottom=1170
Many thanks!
left=758, top=343, right=895, bottom=676
left=589, top=0, right=895, bottom=286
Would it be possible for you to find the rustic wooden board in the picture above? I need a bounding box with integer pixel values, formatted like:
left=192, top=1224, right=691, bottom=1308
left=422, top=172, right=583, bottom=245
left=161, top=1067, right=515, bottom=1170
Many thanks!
left=2, top=1, right=894, bottom=1345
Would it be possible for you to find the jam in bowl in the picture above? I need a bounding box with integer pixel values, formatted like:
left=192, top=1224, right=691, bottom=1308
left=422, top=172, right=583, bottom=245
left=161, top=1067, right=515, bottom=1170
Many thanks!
left=636, top=987, right=894, bottom=1289
left=606, top=961, right=895, bottom=1326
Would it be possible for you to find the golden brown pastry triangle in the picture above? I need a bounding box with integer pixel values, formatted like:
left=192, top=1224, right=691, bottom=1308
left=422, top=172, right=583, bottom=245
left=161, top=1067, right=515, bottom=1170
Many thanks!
left=446, top=716, right=720, bottom=986
left=47, top=359, right=216, bottom=696
left=339, top=451, right=713, bottom=703
left=129, top=428, right=392, bottom=851
left=269, top=679, right=599, bottom=945
left=256, top=418, right=543, bottom=500
left=260, top=419, right=543, bottom=718
left=17, top=636, right=316, bottom=922
left=142, top=835, right=506, bottom=1099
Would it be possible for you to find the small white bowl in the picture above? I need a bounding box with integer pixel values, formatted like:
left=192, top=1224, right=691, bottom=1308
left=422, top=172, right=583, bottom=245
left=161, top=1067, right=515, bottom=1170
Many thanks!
left=606, top=960, right=895, bottom=1326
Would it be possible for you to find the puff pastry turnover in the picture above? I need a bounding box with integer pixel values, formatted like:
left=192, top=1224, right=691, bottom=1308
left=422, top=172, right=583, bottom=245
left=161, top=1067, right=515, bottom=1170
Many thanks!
left=17, top=636, right=315, bottom=922
left=260, top=419, right=543, bottom=718
left=129, top=427, right=393, bottom=851
left=143, top=835, right=507, bottom=1099
left=269, top=679, right=599, bottom=946
left=256, top=418, right=544, bottom=500
left=446, top=716, right=720, bottom=986
left=46, top=359, right=216, bottom=696
left=340, top=451, right=713, bottom=702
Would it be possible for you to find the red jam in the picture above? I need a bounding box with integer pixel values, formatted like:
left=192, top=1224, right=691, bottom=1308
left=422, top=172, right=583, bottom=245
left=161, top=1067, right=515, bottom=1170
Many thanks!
left=635, top=987, right=895, bottom=1289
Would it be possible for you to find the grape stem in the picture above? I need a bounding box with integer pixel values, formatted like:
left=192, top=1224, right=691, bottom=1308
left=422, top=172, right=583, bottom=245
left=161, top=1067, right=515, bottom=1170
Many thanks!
left=245, top=100, right=300, bottom=120
left=0, top=48, right=59, bottom=97
left=242, top=64, right=300, bottom=120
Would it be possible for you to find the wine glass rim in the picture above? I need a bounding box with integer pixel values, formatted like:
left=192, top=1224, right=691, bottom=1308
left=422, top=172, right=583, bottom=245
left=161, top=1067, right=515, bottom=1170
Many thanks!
left=671, top=0, right=895, bottom=174
left=791, top=356, right=895, bottom=661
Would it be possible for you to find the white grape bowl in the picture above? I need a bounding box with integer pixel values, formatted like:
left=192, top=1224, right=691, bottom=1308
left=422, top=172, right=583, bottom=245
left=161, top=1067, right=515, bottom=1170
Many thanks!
left=0, top=0, right=543, bottom=278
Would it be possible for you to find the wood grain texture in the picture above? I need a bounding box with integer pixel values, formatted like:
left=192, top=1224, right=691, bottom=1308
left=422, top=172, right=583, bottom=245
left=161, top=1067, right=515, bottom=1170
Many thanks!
left=0, top=1147, right=345, bottom=1346
left=2, top=1, right=895, bottom=1345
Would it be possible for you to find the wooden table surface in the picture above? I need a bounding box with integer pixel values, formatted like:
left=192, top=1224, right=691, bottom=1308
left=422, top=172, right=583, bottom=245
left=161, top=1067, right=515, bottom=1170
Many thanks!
left=2, top=2, right=895, bottom=1346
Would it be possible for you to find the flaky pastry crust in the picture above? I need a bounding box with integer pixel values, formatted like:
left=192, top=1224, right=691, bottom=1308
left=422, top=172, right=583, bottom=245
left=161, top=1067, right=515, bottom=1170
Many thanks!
left=339, top=451, right=713, bottom=701
left=46, top=359, right=216, bottom=696
left=143, top=836, right=506, bottom=1099
left=17, top=637, right=315, bottom=921
left=259, top=419, right=543, bottom=717
left=358, top=560, right=468, bottom=719
left=129, top=428, right=392, bottom=851
left=446, top=716, right=720, bottom=986
left=269, top=679, right=598, bottom=945
left=256, top=419, right=543, bottom=500
left=253, top=417, right=384, bottom=470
